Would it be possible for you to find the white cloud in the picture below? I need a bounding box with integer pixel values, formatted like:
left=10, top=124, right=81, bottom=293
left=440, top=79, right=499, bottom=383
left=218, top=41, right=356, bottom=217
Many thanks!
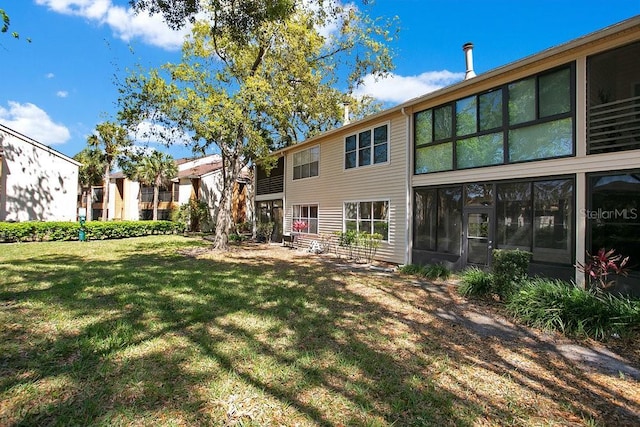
left=0, top=101, right=71, bottom=145
left=35, top=0, right=189, bottom=50
left=352, top=71, right=465, bottom=104
left=56, top=91, right=69, bottom=98
left=45, top=72, right=55, bottom=79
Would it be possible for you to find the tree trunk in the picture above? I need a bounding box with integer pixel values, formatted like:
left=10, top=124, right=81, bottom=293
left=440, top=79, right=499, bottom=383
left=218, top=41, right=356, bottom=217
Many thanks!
left=211, top=153, right=241, bottom=250
left=153, top=185, right=159, bottom=221
left=102, top=165, right=110, bottom=221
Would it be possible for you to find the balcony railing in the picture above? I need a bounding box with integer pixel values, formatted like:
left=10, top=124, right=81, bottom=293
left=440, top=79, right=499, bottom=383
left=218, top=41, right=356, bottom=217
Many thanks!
left=588, top=95, right=640, bottom=154
left=257, top=175, right=284, bottom=195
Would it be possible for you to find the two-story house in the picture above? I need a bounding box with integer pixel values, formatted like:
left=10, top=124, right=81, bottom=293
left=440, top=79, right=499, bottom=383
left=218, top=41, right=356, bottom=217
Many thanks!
left=88, top=154, right=252, bottom=230
left=256, top=16, right=640, bottom=294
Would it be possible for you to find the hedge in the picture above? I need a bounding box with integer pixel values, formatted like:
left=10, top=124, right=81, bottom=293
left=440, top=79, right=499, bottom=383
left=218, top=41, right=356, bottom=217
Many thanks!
left=0, top=220, right=186, bottom=243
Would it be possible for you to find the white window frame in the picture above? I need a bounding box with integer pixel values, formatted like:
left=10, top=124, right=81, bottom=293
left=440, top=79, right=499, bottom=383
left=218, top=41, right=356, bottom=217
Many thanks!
left=343, top=200, right=390, bottom=241
left=292, top=203, right=319, bottom=234
left=292, top=145, right=320, bottom=180
left=344, top=123, right=390, bottom=170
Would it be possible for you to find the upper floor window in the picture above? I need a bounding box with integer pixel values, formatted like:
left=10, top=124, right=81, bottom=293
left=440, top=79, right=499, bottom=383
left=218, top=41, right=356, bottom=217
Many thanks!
left=587, top=41, right=640, bottom=154
left=293, top=146, right=319, bottom=180
left=414, top=64, right=574, bottom=175
left=345, top=124, right=388, bottom=169
left=141, top=184, right=176, bottom=202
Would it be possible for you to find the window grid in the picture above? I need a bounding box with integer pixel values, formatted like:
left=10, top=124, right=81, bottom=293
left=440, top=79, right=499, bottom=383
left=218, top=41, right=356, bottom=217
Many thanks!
left=292, top=204, right=318, bottom=234
left=293, top=146, right=319, bottom=180
left=345, top=124, right=389, bottom=169
left=414, top=64, right=575, bottom=175
left=344, top=200, right=389, bottom=240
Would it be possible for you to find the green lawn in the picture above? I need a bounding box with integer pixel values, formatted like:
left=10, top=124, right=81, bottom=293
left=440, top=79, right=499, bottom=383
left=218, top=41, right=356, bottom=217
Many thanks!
left=1, top=236, right=638, bottom=426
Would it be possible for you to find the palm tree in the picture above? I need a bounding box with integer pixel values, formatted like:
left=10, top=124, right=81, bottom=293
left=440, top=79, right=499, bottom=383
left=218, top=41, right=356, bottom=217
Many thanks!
left=87, top=122, right=132, bottom=221
left=133, top=151, right=178, bottom=221
left=73, top=147, right=107, bottom=218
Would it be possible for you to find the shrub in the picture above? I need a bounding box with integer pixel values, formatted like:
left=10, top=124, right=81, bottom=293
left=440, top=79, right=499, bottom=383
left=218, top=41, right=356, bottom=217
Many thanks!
left=424, top=263, right=451, bottom=280
left=0, top=220, right=185, bottom=243
left=398, top=264, right=426, bottom=275
left=228, top=233, right=245, bottom=242
left=356, top=232, right=383, bottom=264
left=507, top=278, right=640, bottom=340
left=256, top=222, right=275, bottom=242
left=399, top=263, right=451, bottom=280
left=492, top=249, right=532, bottom=300
left=459, top=267, right=494, bottom=297
left=174, top=199, right=213, bottom=232
left=576, top=248, right=629, bottom=291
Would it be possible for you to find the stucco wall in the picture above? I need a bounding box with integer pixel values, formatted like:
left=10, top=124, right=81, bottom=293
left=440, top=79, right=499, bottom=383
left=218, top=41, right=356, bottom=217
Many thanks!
left=0, top=127, right=79, bottom=222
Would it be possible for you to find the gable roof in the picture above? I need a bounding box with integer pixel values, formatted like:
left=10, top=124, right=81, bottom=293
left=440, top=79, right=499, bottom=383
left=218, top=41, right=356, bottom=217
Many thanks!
left=0, top=123, right=81, bottom=167
left=177, top=160, right=223, bottom=179
left=269, top=15, right=640, bottom=157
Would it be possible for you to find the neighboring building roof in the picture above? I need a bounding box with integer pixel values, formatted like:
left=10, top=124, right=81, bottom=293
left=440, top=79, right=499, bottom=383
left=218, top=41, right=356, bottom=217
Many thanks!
left=269, top=15, right=640, bottom=157
left=177, top=160, right=223, bottom=179
left=0, top=123, right=82, bottom=167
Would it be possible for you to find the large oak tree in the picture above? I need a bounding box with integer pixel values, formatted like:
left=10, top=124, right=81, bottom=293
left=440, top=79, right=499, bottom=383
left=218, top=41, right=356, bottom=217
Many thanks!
left=120, top=1, right=396, bottom=249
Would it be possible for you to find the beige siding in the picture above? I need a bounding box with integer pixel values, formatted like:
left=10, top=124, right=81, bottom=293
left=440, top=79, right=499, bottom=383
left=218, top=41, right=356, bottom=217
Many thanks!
left=277, top=17, right=640, bottom=268
left=284, top=112, right=409, bottom=264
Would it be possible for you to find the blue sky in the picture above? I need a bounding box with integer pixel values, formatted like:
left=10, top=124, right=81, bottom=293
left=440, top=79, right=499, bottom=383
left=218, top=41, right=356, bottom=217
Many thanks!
left=1, top=0, right=639, bottom=161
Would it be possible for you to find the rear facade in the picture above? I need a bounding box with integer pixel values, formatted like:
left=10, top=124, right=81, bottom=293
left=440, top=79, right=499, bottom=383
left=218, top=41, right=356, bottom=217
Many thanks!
left=256, top=17, right=640, bottom=294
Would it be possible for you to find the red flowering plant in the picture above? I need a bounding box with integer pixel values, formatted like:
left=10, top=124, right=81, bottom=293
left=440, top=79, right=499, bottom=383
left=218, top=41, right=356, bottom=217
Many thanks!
left=576, top=248, right=629, bottom=291
left=292, top=220, right=307, bottom=233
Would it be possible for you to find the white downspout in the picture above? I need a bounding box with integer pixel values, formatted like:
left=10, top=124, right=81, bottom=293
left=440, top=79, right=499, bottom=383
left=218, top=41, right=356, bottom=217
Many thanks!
left=401, top=106, right=412, bottom=266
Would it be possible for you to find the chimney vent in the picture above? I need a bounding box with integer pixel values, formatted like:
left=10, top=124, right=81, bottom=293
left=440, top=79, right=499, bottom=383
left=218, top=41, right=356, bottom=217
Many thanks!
left=343, top=102, right=351, bottom=126
left=463, top=42, right=476, bottom=80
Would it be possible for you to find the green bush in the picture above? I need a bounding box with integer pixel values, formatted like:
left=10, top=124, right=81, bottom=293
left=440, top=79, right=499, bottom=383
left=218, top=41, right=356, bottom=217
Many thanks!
left=0, top=220, right=185, bottom=243
left=399, top=263, right=451, bottom=280
left=492, top=249, right=532, bottom=300
left=256, top=222, right=275, bottom=242
left=334, top=230, right=383, bottom=263
left=356, top=232, right=383, bottom=263
left=228, top=233, right=245, bottom=242
left=398, top=264, right=426, bottom=276
left=174, top=200, right=213, bottom=232
left=424, top=263, right=451, bottom=280
left=459, top=267, right=494, bottom=297
left=507, top=278, right=640, bottom=340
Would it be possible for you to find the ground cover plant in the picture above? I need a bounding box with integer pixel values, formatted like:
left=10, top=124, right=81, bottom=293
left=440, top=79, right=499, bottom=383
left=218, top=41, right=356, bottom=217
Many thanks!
left=507, top=278, right=640, bottom=341
left=1, top=236, right=639, bottom=425
left=398, top=263, right=452, bottom=280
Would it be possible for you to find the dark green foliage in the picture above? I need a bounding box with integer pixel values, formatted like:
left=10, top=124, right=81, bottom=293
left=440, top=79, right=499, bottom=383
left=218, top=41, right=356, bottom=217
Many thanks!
left=228, top=233, right=245, bottom=242
left=0, top=221, right=185, bottom=243
left=425, top=264, right=451, bottom=280
left=398, top=264, right=424, bottom=275
left=459, top=267, right=494, bottom=297
left=492, top=249, right=532, bottom=300
left=256, top=222, right=275, bottom=242
left=399, top=263, right=451, bottom=280
left=174, top=200, right=213, bottom=232
left=507, top=278, right=640, bottom=340
left=334, top=230, right=383, bottom=263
